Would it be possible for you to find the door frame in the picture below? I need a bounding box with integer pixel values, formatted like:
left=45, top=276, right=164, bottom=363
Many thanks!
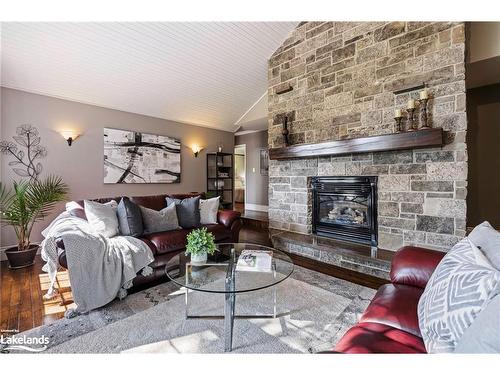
left=234, top=143, right=247, bottom=209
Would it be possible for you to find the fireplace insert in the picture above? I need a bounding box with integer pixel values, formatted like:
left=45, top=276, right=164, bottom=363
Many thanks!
left=311, top=176, right=377, bottom=246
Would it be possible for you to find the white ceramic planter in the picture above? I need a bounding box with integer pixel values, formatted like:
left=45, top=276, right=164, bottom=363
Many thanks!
left=190, top=252, right=208, bottom=264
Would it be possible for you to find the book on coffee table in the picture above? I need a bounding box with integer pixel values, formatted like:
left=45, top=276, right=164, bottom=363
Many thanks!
left=236, top=250, right=273, bottom=272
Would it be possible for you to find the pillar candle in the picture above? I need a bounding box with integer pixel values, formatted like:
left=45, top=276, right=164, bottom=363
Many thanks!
left=407, top=99, right=415, bottom=109
left=394, top=108, right=402, bottom=117
left=420, top=89, right=429, bottom=100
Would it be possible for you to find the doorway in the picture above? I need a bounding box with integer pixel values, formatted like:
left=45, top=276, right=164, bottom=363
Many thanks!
left=234, top=144, right=246, bottom=213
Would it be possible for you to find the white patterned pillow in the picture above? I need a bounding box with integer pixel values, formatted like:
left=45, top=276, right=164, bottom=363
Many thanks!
left=418, top=238, right=500, bottom=353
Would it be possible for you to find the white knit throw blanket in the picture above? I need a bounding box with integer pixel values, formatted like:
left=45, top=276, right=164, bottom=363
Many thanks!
left=41, top=212, right=154, bottom=317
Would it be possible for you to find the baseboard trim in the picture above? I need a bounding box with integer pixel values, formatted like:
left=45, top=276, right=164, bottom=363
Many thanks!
left=244, top=204, right=268, bottom=212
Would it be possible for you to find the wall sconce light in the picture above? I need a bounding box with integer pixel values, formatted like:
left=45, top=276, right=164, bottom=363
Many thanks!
left=191, top=144, right=203, bottom=158
left=60, top=130, right=80, bottom=146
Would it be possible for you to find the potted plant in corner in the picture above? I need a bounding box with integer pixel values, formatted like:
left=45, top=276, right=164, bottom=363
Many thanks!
left=0, top=176, right=68, bottom=268
left=185, top=227, right=216, bottom=264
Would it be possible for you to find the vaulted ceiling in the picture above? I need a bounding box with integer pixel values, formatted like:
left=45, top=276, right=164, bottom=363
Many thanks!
left=1, top=22, right=297, bottom=132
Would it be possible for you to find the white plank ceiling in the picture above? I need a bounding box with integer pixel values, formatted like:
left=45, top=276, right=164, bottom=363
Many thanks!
left=1, top=22, right=297, bottom=132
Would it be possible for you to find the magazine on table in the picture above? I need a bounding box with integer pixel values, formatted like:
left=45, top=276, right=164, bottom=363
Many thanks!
left=236, top=250, right=273, bottom=272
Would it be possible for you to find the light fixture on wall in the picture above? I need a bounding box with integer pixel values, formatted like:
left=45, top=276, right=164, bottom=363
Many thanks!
left=60, top=130, right=80, bottom=146
left=191, top=144, right=203, bottom=158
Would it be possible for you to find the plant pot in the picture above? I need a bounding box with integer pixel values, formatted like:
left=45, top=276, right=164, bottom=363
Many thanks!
left=190, top=252, right=208, bottom=264
left=5, top=244, right=39, bottom=269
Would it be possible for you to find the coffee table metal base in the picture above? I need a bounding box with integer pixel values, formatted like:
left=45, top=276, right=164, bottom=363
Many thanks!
left=185, top=289, right=277, bottom=352
left=184, top=268, right=278, bottom=352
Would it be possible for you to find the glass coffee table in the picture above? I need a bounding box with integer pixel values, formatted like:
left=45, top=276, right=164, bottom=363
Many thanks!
left=165, top=243, right=294, bottom=352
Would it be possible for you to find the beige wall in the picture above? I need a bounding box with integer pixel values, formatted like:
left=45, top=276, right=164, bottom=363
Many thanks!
left=468, top=22, right=500, bottom=63
left=0, top=87, right=234, bottom=247
left=235, top=130, right=269, bottom=208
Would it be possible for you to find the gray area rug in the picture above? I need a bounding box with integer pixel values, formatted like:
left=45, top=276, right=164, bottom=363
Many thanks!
left=20, top=266, right=375, bottom=353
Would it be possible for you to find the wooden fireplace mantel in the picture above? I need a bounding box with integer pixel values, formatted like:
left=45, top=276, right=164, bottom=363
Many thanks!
left=269, top=128, right=444, bottom=160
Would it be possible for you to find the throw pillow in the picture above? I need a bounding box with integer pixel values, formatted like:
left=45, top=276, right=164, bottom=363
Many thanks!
left=418, top=238, right=500, bottom=353
left=117, top=197, right=144, bottom=237
left=84, top=200, right=119, bottom=238
left=454, top=294, right=500, bottom=353
left=140, top=203, right=180, bottom=234
left=468, top=221, right=500, bottom=270
left=200, top=196, right=220, bottom=225
left=165, top=195, right=201, bottom=229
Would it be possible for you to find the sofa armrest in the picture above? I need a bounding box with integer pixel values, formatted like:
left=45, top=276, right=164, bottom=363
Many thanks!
left=217, top=210, right=241, bottom=228
left=390, top=246, right=446, bottom=289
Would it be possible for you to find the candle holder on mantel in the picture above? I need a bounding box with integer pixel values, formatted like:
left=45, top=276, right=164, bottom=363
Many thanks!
left=418, top=86, right=431, bottom=129
left=406, top=108, right=417, bottom=132
left=419, top=98, right=430, bottom=129
left=394, top=116, right=403, bottom=133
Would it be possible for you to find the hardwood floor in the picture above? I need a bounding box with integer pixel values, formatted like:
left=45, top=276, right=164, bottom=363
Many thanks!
left=0, top=255, right=75, bottom=334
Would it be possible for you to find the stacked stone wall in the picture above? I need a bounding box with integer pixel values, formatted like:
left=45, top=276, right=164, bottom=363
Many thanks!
left=268, top=22, right=467, bottom=251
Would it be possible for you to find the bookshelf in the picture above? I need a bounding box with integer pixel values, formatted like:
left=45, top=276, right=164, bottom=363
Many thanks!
left=206, top=152, right=233, bottom=209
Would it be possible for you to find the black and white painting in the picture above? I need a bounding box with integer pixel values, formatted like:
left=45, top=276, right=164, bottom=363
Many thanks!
left=103, top=128, right=181, bottom=184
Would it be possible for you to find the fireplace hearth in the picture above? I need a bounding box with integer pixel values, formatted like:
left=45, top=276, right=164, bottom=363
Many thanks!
left=311, top=176, right=378, bottom=247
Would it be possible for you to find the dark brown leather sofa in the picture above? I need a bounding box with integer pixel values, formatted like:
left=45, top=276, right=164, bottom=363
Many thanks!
left=57, top=193, right=242, bottom=289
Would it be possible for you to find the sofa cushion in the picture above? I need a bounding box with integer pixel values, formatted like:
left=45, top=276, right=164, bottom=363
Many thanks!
left=468, top=221, right=500, bottom=270
left=334, top=322, right=426, bottom=354
left=141, top=224, right=230, bottom=255
left=360, top=283, right=423, bottom=338
left=418, top=238, right=500, bottom=353
left=166, top=196, right=201, bottom=229
left=143, top=229, right=192, bottom=255
left=117, top=197, right=144, bottom=237
left=140, top=203, right=180, bottom=234
left=148, top=251, right=183, bottom=270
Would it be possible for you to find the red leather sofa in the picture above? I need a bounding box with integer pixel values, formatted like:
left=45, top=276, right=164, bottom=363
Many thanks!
left=333, top=246, right=445, bottom=353
left=57, top=193, right=242, bottom=289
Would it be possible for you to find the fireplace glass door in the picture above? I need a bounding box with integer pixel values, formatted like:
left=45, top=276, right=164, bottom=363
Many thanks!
left=312, top=176, right=377, bottom=246
left=318, top=194, right=370, bottom=228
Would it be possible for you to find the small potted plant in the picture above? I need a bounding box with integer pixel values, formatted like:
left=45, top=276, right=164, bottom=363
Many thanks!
left=0, top=176, right=68, bottom=268
left=185, top=227, right=216, bottom=264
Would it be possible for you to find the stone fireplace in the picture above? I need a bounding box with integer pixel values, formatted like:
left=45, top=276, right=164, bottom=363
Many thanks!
left=312, top=176, right=378, bottom=246
left=268, top=22, right=467, bottom=252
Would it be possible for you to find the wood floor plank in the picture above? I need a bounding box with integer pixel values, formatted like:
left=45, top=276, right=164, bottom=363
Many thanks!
left=0, top=262, right=13, bottom=331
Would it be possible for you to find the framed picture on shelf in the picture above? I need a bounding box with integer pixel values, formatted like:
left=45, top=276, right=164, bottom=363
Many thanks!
left=260, top=149, right=269, bottom=176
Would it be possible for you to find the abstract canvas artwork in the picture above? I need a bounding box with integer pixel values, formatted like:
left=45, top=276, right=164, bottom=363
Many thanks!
left=103, top=128, right=181, bottom=184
